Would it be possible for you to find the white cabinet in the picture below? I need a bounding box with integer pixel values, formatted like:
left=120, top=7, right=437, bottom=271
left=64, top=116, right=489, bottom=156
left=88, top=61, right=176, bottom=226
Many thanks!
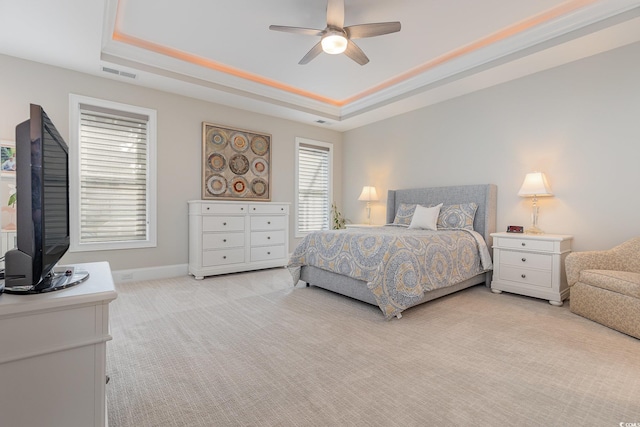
left=188, top=201, right=290, bottom=279
left=0, top=262, right=117, bottom=427
left=490, top=232, right=572, bottom=306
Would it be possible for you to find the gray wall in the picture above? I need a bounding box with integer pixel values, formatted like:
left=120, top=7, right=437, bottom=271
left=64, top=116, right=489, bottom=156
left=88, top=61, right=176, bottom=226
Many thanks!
left=342, top=41, right=640, bottom=251
left=0, top=54, right=342, bottom=271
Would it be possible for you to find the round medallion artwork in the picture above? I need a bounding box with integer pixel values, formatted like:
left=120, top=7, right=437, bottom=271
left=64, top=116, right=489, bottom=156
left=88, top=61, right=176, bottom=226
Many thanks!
left=202, top=124, right=271, bottom=200
left=250, top=135, right=269, bottom=156
left=207, top=153, right=226, bottom=172
left=231, top=133, right=249, bottom=152
left=251, top=178, right=267, bottom=197
left=231, top=176, right=248, bottom=196
left=206, top=174, right=227, bottom=195
left=229, top=154, right=250, bottom=175
left=250, top=158, right=268, bottom=176
left=206, top=129, right=227, bottom=148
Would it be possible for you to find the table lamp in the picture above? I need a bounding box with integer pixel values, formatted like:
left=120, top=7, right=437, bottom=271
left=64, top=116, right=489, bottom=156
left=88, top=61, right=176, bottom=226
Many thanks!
left=518, top=172, right=553, bottom=234
left=358, top=186, right=379, bottom=225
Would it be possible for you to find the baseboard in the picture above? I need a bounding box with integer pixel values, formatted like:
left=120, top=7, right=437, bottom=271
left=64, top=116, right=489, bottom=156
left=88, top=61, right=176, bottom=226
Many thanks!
left=112, top=264, right=188, bottom=283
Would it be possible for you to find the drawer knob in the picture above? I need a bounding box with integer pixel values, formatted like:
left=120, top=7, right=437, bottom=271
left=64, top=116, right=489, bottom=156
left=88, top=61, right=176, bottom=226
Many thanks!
left=223, top=239, right=227, bottom=243
left=521, top=258, right=526, bottom=262
left=521, top=242, right=526, bottom=246
left=281, top=208, right=284, bottom=211
left=223, top=256, right=227, bottom=259
left=521, top=274, right=526, bottom=279
left=267, top=252, right=271, bottom=255
left=253, top=207, right=256, bottom=210
left=241, top=207, right=244, bottom=211
left=223, top=222, right=227, bottom=226
left=267, top=221, right=271, bottom=224
left=206, top=207, right=210, bottom=210
left=267, top=236, right=271, bottom=240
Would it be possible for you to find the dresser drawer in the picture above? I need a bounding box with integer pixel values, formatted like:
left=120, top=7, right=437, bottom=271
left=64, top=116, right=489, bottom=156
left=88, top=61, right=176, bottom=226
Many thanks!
left=203, top=248, right=245, bottom=266
left=499, top=266, right=552, bottom=288
left=201, top=203, right=248, bottom=214
left=496, top=237, right=554, bottom=252
left=250, top=245, right=285, bottom=262
left=250, top=216, right=286, bottom=231
left=251, top=230, right=285, bottom=246
left=203, top=232, right=244, bottom=249
left=203, top=216, right=245, bottom=232
left=500, top=250, right=552, bottom=270
left=249, top=204, right=289, bottom=215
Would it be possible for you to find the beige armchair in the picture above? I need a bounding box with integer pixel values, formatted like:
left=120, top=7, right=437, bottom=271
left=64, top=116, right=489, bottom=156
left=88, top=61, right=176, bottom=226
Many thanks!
left=565, top=237, right=640, bottom=339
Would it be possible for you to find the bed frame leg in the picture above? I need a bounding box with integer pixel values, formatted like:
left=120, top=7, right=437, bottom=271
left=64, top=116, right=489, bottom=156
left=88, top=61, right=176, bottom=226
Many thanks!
left=396, top=313, right=402, bottom=319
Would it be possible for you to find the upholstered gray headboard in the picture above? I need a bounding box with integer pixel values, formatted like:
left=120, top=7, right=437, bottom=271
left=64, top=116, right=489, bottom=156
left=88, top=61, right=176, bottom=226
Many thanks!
left=386, top=184, right=498, bottom=248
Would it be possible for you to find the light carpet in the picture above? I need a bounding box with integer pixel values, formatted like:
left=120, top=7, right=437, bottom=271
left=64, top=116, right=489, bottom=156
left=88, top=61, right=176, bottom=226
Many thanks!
left=106, top=268, right=640, bottom=426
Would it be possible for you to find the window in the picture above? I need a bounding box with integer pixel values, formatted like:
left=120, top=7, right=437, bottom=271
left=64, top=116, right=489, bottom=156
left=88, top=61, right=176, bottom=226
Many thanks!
left=69, top=94, right=156, bottom=251
left=295, top=138, right=333, bottom=237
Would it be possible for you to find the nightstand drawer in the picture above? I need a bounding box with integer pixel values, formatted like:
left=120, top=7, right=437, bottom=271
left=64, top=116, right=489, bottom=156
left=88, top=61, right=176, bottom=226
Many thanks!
left=203, top=216, right=245, bottom=232
left=500, top=266, right=552, bottom=288
left=500, top=251, right=552, bottom=270
left=496, top=237, right=555, bottom=252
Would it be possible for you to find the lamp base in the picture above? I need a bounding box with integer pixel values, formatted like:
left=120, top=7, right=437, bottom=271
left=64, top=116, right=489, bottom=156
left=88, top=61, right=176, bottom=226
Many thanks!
left=525, top=225, right=545, bottom=235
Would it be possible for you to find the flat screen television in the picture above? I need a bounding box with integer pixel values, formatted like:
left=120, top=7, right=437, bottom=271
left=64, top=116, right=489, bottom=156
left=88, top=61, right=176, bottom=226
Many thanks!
left=4, top=104, right=88, bottom=294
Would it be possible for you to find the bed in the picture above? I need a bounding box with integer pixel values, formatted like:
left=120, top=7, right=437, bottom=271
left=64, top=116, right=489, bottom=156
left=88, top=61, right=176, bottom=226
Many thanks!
left=288, top=184, right=497, bottom=319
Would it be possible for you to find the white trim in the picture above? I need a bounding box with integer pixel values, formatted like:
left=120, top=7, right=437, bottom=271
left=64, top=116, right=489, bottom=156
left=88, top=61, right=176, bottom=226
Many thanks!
left=68, top=94, right=157, bottom=252
left=294, top=137, right=333, bottom=238
left=111, top=263, right=188, bottom=283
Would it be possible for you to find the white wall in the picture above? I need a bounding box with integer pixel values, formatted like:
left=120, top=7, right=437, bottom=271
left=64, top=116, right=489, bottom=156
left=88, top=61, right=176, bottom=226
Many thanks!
left=0, top=54, right=342, bottom=271
left=343, top=41, right=640, bottom=251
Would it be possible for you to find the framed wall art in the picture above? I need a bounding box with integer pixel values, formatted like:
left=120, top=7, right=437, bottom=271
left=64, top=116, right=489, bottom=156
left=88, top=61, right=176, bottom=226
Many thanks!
left=202, top=123, right=271, bottom=201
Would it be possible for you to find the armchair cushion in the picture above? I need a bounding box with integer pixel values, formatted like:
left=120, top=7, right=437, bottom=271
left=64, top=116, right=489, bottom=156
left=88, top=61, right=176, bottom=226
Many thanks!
left=579, top=270, right=640, bottom=299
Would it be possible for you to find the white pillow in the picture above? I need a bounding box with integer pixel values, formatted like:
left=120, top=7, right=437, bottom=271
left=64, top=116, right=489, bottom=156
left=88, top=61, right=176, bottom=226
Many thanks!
left=408, top=203, right=442, bottom=230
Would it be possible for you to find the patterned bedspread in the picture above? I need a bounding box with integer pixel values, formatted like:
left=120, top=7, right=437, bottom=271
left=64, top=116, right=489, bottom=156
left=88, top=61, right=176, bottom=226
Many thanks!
left=288, top=226, right=492, bottom=319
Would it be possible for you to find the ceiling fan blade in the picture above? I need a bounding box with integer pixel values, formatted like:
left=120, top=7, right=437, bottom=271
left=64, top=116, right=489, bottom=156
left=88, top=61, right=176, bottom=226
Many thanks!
left=269, top=25, right=323, bottom=37
left=299, top=42, right=324, bottom=65
left=344, top=40, right=369, bottom=65
left=326, top=0, right=344, bottom=28
left=345, top=22, right=401, bottom=39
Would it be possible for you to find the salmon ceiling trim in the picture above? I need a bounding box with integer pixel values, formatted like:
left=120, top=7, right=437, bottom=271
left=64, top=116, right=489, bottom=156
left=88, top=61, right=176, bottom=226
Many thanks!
left=112, top=0, right=596, bottom=109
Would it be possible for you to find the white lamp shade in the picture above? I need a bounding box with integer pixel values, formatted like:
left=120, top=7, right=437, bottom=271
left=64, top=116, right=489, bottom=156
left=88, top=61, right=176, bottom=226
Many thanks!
left=518, top=172, right=553, bottom=197
left=358, top=186, right=379, bottom=202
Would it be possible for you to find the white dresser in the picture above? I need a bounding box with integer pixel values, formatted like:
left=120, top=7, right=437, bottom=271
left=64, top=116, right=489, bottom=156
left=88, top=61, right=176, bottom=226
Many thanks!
left=188, top=200, right=290, bottom=279
left=490, top=232, right=573, bottom=306
left=0, top=262, right=116, bottom=427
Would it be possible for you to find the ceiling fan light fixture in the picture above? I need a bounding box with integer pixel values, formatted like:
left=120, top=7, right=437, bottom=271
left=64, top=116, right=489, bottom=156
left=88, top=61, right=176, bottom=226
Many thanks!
left=321, top=32, right=347, bottom=54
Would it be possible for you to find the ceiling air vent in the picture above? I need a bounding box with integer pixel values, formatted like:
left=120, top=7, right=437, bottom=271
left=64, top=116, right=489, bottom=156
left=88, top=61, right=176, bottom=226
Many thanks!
left=102, top=66, right=137, bottom=79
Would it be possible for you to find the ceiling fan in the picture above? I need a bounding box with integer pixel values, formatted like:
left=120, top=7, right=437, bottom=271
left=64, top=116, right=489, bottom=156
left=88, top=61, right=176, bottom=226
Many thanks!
left=269, top=0, right=401, bottom=65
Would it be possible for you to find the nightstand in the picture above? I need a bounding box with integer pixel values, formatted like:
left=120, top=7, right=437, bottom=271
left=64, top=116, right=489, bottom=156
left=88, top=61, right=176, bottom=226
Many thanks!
left=345, top=224, right=383, bottom=229
left=490, top=232, right=573, bottom=306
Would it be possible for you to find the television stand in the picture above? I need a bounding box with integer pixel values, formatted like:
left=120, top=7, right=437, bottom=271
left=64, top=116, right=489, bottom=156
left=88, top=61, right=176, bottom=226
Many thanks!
left=3, top=266, right=90, bottom=294
left=0, top=262, right=116, bottom=426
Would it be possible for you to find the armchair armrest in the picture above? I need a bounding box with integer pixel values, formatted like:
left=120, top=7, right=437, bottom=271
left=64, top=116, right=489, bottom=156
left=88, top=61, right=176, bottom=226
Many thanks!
left=565, top=249, right=621, bottom=287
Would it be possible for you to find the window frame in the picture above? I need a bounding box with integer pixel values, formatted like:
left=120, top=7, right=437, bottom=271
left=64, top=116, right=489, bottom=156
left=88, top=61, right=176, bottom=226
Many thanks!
left=294, top=137, right=333, bottom=238
left=68, top=94, right=157, bottom=252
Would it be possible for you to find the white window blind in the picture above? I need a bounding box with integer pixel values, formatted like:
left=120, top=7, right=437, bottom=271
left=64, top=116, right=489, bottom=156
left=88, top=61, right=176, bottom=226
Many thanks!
left=69, top=94, right=156, bottom=252
left=79, top=107, right=148, bottom=243
left=297, top=141, right=331, bottom=234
